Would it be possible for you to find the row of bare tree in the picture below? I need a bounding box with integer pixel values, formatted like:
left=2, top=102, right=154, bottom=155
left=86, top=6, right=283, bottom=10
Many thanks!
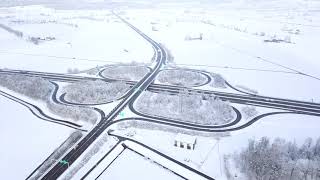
left=234, top=137, right=320, bottom=180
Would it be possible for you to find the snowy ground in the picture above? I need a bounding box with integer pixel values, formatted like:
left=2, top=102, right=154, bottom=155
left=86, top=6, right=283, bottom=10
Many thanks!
left=156, top=69, right=209, bottom=87
left=188, top=66, right=320, bottom=102
left=96, top=149, right=182, bottom=180
left=59, top=133, right=119, bottom=180
left=115, top=111, right=320, bottom=179
left=0, top=94, right=72, bottom=179
left=0, top=83, right=97, bottom=129
left=0, top=5, right=153, bottom=73
left=121, top=0, right=320, bottom=102
left=1, top=0, right=320, bottom=179
left=100, top=65, right=150, bottom=81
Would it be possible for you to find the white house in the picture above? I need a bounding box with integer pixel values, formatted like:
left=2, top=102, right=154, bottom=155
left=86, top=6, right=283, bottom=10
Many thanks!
left=184, top=33, right=203, bottom=41
left=152, top=26, right=159, bottom=31
left=174, top=133, right=197, bottom=150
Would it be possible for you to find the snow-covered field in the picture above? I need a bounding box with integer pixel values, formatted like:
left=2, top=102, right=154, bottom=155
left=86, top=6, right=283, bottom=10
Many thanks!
left=115, top=112, right=320, bottom=179
left=0, top=5, right=153, bottom=73
left=96, top=149, right=182, bottom=180
left=1, top=0, right=320, bottom=179
left=121, top=0, right=320, bottom=102
left=0, top=95, right=72, bottom=179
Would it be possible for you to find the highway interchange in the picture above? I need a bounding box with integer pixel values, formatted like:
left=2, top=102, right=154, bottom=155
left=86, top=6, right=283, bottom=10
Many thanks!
left=39, top=13, right=170, bottom=180
left=0, top=13, right=320, bottom=180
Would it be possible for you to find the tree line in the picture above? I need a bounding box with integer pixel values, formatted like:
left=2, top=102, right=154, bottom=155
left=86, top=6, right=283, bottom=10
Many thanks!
left=234, top=137, right=320, bottom=180
left=63, top=80, right=130, bottom=104
left=136, top=90, right=234, bottom=125
left=0, top=74, right=98, bottom=124
left=157, top=69, right=208, bottom=87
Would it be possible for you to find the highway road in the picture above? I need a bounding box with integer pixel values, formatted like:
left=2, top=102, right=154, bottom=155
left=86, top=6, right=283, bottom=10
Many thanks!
left=146, top=85, right=320, bottom=116
left=79, top=130, right=215, bottom=180
left=37, top=14, right=167, bottom=179
left=2, top=67, right=320, bottom=117
left=97, top=133, right=214, bottom=180
left=58, top=86, right=131, bottom=106
left=105, top=111, right=296, bottom=134
left=99, top=67, right=212, bottom=88
left=0, top=88, right=86, bottom=131
left=78, top=110, right=300, bottom=179
left=0, top=12, right=318, bottom=180
left=128, top=99, right=242, bottom=129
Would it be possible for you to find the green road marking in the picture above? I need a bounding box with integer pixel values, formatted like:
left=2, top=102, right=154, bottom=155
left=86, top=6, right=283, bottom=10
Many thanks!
left=60, top=160, right=68, bottom=165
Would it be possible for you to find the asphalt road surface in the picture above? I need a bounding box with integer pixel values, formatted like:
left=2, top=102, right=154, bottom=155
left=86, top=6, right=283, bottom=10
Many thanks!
left=2, top=68, right=319, bottom=117
left=38, top=14, right=167, bottom=180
